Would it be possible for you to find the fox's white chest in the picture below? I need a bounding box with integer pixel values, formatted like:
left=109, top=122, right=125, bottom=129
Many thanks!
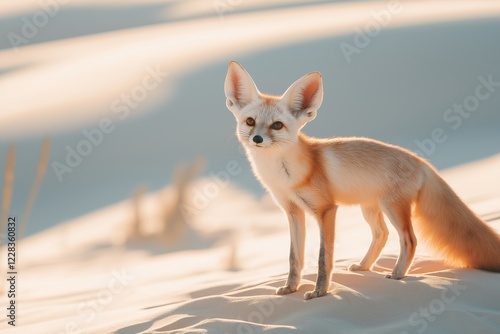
left=253, top=157, right=290, bottom=190
left=248, top=151, right=308, bottom=195
left=248, top=150, right=334, bottom=215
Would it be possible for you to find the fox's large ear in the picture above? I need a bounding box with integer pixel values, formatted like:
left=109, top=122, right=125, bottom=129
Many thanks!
left=224, top=61, right=260, bottom=114
left=282, top=72, right=323, bottom=125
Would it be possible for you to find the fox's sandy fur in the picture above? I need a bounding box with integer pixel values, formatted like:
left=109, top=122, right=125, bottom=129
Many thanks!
left=224, top=61, right=500, bottom=300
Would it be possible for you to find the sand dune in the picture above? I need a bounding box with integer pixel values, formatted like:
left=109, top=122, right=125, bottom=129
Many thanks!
left=1, top=0, right=500, bottom=136
left=2, top=155, right=499, bottom=333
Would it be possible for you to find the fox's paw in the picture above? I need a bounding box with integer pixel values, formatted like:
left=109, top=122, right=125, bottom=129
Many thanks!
left=304, top=289, right=327, bottom=300
left=276, top=285, right=296, bottom=295
left=348, top=264, right=369, bottom=272
left=385, top=273, right=405, bottom=280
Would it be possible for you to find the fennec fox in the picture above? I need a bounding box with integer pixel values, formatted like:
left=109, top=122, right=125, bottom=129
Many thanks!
left=224, top=61, right=500, bottom=300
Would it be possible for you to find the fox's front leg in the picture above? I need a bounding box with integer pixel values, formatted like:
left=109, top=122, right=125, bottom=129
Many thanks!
left=277, top=203, right=306, bottom=295
left=304, top=206, right=337, bottom=300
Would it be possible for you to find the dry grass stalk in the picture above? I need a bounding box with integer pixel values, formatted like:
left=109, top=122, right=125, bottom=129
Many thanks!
left=127, top=185, right=147, bottom=241
left=160, top=158, right=204, bottom=244
left=19, top=137, right=51, bottom=239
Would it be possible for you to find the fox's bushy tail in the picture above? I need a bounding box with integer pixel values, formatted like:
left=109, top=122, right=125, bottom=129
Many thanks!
left=414, top=164, right=500, bottom=272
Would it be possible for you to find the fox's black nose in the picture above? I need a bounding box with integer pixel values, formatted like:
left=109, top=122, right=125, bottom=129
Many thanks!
left=253, top=135, right=263, bottom=144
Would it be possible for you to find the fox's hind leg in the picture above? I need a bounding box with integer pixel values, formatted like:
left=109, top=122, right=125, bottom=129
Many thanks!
left=277, top=202, right=306, bottom=295
left=380, top=199, right=417, bottom=279
left=349, top=205, right=388, bottom=272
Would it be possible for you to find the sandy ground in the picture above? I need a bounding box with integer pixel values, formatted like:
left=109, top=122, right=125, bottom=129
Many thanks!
left=2, top=155, right=500, bottom=333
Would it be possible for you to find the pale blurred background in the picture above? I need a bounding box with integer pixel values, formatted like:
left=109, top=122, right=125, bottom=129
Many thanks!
left=1, top=0, right=499, bottom=236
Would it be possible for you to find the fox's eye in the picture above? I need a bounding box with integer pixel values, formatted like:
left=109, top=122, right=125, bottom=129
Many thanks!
left=271, top=121, right=283, bottom=130
left=246, top=118, right=255, bottom=126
